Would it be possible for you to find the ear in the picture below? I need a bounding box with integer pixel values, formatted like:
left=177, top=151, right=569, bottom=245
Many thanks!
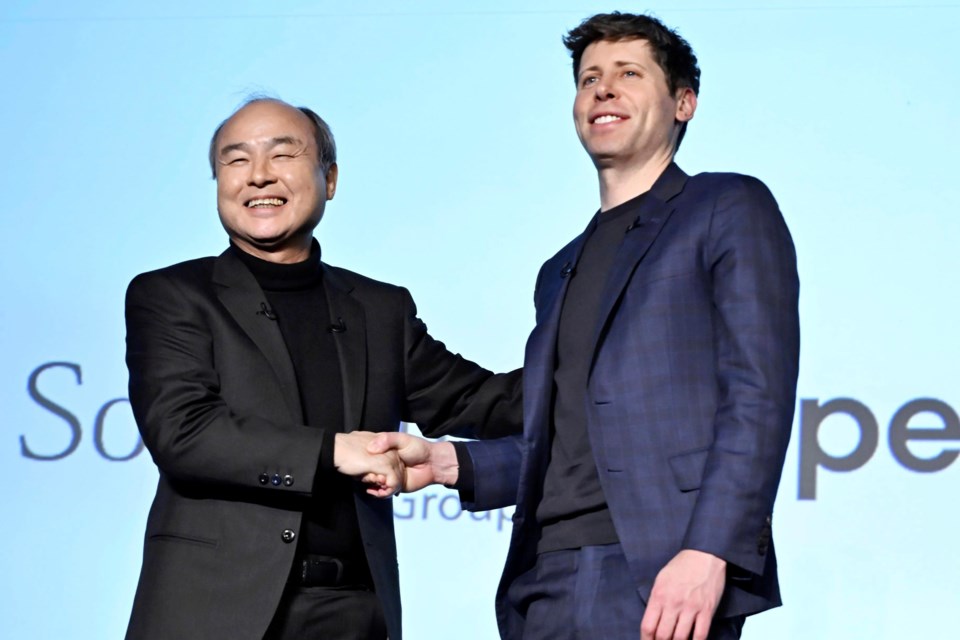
left=675, top=87, right=697, bottom=123
left=325, top=163, right=339, bottom=200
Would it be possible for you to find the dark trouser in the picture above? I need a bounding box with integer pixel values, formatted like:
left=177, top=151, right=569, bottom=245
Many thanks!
left=505, top=544, right=744, bottom=640
left=263, top=584, right=387, bottom=640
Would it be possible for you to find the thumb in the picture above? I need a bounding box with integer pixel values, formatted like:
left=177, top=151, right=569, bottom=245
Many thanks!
left=367, top=431, right=401, bottom=454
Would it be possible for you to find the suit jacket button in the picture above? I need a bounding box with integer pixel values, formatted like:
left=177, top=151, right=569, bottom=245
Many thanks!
left=258, top=473, right=270, bottom=485
left=281, top=529, right=296, bottom=543
left=283, top=475, right=294, bottom=487
left=271, top=474, right=282, bottom=486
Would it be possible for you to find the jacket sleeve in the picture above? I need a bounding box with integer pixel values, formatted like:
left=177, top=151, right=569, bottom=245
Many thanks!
left=681, top=176, right=800, bottom=575
left=457, top=436, right=524, bottom=511
left=125, top=270, right=327, bottom=497
left=397, top=286, right=523, bottom=440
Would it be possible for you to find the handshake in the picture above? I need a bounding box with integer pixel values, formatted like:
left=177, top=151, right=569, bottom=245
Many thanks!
left=332, top=431, right=459, bottom=498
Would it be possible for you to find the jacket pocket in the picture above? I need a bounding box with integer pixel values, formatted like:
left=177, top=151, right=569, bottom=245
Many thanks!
left=667, top=447, right=710, bottom=492
left=147, top=532, right=219, bottom=549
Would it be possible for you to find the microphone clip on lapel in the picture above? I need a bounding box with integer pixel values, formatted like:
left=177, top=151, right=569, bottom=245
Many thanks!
left=328, top=317, right=347, bottom=333
left=560, top=262, right=576, bottom=279
left=257, top=302, right=278, bottom=321
left=626, top=215, right=661, bottom=233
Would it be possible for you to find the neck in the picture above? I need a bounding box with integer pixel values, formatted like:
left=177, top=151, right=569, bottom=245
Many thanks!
left=233, top=237, right=313, bottom=264
left=596, top=153, right=673, bottom=212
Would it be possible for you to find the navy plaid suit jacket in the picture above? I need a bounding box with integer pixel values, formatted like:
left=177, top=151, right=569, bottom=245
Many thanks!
left=463, top=163, right=800, bottom=634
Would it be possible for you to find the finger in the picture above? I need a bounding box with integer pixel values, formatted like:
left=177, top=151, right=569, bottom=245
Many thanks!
left=379, top=464, right=402, bottom=496
left=672, top=609, right=696, bottom=640
left=365, top=484, right=393, bottom=498
left=654, top=608, right=679, bottom=640
left=691, top=610, right=712, bottom=640
left=366, top=476, right=394, bottom=496
left=367, top=432, right=403, bottom=454
left=366, top=433, right=389, bottom=454
left=360, top=474, right=390, bottom=494
left=640, top=602, right=661, bottom=640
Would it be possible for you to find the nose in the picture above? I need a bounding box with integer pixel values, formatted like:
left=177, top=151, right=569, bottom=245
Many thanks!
left=248, top=156, right=277, bottom=187
left=594, top=75, right=617, bottom=101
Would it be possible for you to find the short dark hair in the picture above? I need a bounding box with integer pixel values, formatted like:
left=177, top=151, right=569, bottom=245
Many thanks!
left=564, top=12, right=700, bottom=147
left=207, top=98, right=337, bottom=179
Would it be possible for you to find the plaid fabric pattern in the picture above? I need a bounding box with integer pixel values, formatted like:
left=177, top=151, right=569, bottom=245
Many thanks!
left=466, top=164, right=799, bottom=636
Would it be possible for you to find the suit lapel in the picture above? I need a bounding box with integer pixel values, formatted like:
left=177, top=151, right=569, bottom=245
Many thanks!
left=212, top=250, right=303, bottom=422
left=323, top=265, right=367, bottom=433
left=588, top=164, right=689, bottom=372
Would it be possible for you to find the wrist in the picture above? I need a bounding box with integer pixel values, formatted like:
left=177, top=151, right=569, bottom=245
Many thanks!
left=431, top=441, right=460, bottom=487
left=682, top=548, right=727, bottom=570
left=332, top=433, right=344, bottom=468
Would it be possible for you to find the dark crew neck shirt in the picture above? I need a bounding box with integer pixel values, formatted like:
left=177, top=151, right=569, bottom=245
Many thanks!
left=231, top=242, right=369, bottom=577
left=535, top=192, right=647, bottom=554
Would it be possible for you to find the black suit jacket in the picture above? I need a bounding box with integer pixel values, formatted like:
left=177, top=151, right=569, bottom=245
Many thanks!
left=124, top=248, right=520, bottom=640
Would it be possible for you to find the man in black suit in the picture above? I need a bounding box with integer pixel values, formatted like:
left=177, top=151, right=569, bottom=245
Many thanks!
left=123, top=98, right=520, bottom=640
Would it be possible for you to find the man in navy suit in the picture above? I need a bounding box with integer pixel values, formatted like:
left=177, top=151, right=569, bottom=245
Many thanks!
left=372, top=11, right=799, bottom=640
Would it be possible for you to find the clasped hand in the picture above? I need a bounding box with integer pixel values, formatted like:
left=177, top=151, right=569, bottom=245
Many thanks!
left=334, top=431, right=450, bottom=497
left=333, top=432, right=403, bottom=497
left=333, top=431, right=454, bottom=497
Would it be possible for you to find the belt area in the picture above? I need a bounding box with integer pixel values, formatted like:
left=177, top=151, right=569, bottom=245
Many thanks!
left=289, top=554, right=370, bottom=588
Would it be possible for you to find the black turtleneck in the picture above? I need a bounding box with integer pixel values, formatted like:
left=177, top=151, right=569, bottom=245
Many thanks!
left=230, top=241, right=369, bottom=579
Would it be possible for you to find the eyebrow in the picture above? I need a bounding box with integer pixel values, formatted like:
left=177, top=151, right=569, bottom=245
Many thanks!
left=218, top=136, right=303, bottom=157
left=578, top=60, right=647, bottom=80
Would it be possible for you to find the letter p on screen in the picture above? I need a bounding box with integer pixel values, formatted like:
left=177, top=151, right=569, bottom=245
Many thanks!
left=798, top=398, right=879, bottom=500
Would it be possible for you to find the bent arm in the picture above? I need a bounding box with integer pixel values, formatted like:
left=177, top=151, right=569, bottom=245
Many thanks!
left=126, top=271, right=392, bottom=496
left=682, top=176, right=800, bottom=575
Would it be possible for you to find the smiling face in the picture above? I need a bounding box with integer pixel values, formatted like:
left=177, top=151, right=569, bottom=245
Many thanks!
left=573, top=38, right=696, bottom=172
left=214, top=100, right=337, bottom=263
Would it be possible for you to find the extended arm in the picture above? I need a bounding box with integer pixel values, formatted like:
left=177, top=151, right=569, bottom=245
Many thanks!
left=367, top=432, right=523, bottom=510
left=397, top=286, right=523, bottom=441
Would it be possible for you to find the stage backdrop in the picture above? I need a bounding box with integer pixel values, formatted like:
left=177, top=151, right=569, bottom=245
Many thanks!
left=2, top=1, right=958, bottom=638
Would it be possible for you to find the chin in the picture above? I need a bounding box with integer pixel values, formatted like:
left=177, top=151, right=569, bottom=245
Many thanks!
left=252, top=235, right=291, bottom=248
left=588, top=150, right=624, bottom=167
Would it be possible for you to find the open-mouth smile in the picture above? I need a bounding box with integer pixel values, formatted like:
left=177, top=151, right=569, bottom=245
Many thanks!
left=245, top=197, right=288, bottom=208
